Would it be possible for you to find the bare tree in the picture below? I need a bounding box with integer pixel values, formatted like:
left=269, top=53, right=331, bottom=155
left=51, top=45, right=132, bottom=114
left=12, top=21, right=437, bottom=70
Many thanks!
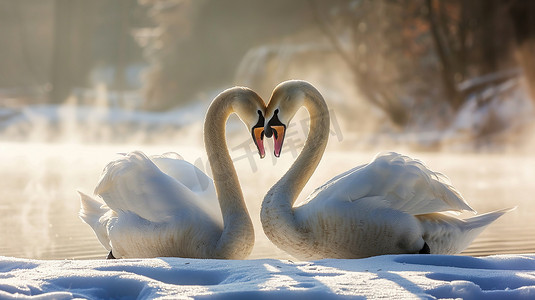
left=50, top=0, right=93, bottom=103
left=311, top=0, right=523, bottom=131
left=309, top=0, right=411, bottom=127
left=509, top=0, right=535, bottom=102
left=425, top=0, right=516, bottom=109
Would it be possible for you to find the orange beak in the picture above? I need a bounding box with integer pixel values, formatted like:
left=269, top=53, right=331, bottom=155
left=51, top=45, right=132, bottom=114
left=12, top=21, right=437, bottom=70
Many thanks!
left=271, top=125, right=286, bottom=157
left=253, top=127, right=265, bottom=158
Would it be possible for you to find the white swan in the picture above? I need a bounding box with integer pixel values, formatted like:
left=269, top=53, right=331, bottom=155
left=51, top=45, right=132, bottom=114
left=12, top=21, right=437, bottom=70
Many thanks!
left=79, top=86, right=266, bottom=259
left=261, top=80, right=513, bottom=260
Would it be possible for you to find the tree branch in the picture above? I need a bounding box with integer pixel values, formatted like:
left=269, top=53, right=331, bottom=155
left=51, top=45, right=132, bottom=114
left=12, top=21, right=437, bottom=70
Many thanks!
left=307, top=0, right=358, bottom=71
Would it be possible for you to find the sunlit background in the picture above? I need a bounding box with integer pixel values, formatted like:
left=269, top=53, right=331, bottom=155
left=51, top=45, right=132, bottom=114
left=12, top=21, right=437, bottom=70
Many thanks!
left=0, top=0, right=534, bottom=260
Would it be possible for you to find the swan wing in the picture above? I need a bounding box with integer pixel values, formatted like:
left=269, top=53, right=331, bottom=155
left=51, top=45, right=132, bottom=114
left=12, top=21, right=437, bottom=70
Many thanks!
left=304, top=152, right=474, bottom=215
left=151, top=152, right=217, bottom=198
left=150, top=152, right=221, bottom=223
left=304, top=163, right=367, bottom=204
left=95, top=151, right=221, bottom=225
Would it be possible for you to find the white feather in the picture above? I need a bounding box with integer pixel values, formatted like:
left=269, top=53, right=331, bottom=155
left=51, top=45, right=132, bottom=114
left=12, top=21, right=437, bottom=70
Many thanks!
left=304, top=152, right=474, bottom=215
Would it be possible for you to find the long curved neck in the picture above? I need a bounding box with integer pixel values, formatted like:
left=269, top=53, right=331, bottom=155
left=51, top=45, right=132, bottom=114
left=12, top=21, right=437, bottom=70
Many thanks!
left=277, top=99, right=329, bottom=201
left=204, top=94, right=254, bottom=259
left=261, top=88, right=330, bottom=253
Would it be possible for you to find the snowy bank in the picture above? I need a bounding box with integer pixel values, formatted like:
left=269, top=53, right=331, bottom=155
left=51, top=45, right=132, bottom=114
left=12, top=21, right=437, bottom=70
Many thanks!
left=1, top=254, right=534, bottom=299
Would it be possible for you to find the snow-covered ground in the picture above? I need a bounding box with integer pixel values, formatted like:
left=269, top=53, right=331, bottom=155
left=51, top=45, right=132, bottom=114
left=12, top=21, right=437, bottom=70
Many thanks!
left=1, top=254, right=534, bottom=299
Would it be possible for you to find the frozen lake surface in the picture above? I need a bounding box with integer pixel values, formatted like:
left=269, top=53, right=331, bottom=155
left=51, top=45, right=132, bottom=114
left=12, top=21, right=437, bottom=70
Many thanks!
left=0, top=142, right=533, bottom=260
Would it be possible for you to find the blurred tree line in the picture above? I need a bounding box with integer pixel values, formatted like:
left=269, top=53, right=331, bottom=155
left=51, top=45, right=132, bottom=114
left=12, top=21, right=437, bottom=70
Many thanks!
left=310, top=0, right=535, bottom=127
left=138, top=0, right=535, bottom=130
left=137, top=0, right=320, bottom=110
left=1, top=0, right=534, bottom=130
left=50, top=0, right=148, bottom=104
left=0, top=0, right=148, bottom=105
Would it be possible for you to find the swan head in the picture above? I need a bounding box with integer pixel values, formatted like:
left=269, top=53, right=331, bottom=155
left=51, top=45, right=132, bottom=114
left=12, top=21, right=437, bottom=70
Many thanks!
left=230, top=88, right=267, bottom=158
left=264, top=80, right=308, bottom=157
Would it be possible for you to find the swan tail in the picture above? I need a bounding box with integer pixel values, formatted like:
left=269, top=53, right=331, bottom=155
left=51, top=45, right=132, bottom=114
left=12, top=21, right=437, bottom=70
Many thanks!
left=463, top=207, right=516, bottom=230
left=78, top=191, right=112, bottom=251
left=453, top=207, right=515, bottom=253
left=79, top=191, right=107, bottom=221
left=418, top=207, right=515, bottom=254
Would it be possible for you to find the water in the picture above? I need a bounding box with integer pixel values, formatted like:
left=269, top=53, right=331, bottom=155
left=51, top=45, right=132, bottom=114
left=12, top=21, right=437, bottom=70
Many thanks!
left=0, top=142, right=533, bottom=260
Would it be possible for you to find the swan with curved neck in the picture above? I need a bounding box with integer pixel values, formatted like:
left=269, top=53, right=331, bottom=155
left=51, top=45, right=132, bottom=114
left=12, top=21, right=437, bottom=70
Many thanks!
left=79, top=87, right=265, bottom=259
left=261, top=80, right=512, bottom=259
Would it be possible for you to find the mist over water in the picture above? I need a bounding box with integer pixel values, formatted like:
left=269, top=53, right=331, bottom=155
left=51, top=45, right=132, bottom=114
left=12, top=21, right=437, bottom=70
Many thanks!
left=1, top=103, right=534, bottom=260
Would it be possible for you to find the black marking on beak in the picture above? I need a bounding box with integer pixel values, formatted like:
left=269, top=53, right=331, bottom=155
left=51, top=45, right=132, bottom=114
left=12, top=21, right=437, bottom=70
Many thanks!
left=252, top=110, right=265, bottom=135
left=265, top=109, right=286, bottom=157
left=265, top=109, right=283, bottom=138
left=251, top=110, right=266, bottom=140
left=252, top=110, right=266, bottom=158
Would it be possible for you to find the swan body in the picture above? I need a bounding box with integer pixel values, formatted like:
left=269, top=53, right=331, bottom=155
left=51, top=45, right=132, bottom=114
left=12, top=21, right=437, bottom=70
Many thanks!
left=79, top=152, right=222, bottom=258
left=261, top=80, right=513, bottom=260
left=80, top=87, right=266, bottom=259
